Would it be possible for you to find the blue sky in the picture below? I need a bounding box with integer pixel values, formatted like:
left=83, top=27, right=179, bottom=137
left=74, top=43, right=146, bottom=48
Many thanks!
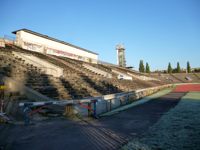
left=0, top=0, right=199, bottom=71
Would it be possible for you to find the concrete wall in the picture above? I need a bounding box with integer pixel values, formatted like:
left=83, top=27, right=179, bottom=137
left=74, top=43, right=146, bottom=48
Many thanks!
left=12, top=51, right=63, bottom=77
left=15, top=31, right=98, bottom=63
left=95, top=84, right=172, bottom=115
left=75, top=84, right=173, bottom=117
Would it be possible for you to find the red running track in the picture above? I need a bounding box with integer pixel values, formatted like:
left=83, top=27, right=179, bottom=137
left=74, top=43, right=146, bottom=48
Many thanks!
left=174, top=84, right=200, bottom=92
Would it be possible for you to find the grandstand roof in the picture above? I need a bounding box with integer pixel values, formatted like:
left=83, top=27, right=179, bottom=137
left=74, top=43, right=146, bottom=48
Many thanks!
left=12, top=29, right=98, bottom=55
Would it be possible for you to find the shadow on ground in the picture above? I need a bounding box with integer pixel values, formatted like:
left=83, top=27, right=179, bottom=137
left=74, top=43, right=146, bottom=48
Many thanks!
left=0, top=92, right=185, bottom=150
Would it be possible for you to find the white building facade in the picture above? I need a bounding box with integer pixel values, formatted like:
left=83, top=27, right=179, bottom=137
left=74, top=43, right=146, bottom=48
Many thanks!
left=13, top=29, right=98, bottom=63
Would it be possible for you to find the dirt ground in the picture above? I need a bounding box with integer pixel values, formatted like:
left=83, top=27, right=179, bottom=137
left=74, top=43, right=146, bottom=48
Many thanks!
left=0, top=91, right=187, bottom=150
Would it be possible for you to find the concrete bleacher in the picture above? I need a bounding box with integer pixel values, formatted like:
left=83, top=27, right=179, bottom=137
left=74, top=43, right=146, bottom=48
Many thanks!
left=1, top=46, right=124, bottom=99
left=1, top=44, right=200, bottom=120
left=2, top=45, right=200, bottom=101
left=12, top=51, right=63, bottom=77
left=49, top=55, right=123, bottom=96
left=82, top=63, right=112, bottom=78
left=151, top=73, right=200, bottom=84
left=193, top=73, right=200, bottom=80
left=0, top=50, right=60, bottom=99
left=172, top=73, right=200, bottom=83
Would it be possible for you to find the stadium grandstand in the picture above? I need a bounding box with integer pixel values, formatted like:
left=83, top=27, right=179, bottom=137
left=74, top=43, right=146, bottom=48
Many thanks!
left=13, top=29, right=98, bottom=64
left=0, top=29, right=200, bottom=121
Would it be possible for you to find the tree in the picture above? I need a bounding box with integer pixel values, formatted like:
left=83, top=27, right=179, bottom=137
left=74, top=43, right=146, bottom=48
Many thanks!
left=146, top=63, right=150, bottom=73
left=177, top=62, right=181, bottom=73
left=139, top=60, right=145, bottom=73
left=167, top=62, right=172, bottom=74
left=187, top=61, right=191, bottom=73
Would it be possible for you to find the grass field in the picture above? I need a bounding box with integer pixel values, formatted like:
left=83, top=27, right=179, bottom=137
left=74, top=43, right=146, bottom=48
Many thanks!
left=122, top=92, right=200, bottom=150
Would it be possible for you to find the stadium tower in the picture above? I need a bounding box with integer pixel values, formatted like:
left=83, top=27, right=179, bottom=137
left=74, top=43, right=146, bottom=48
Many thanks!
left=116, top=44, right=126, bottom=67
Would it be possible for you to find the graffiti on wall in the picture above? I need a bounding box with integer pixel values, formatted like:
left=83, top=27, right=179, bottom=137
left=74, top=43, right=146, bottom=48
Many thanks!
left=46, top=47, right=94, bottom=63
left=46, top=47, right=78, bottom=58
left=23, top=42, right=43, bottom=53
left=22, top=41, right=96, bottom=63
